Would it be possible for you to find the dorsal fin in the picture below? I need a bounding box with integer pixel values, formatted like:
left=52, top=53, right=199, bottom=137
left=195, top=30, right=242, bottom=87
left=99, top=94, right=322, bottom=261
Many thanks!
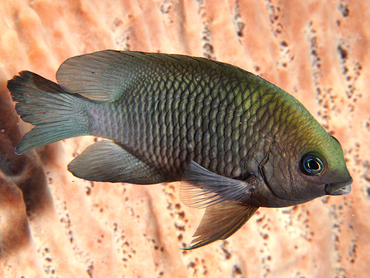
left=56, top=50, right=138, bottom=101
left=56, top=50, right=246, bottom=102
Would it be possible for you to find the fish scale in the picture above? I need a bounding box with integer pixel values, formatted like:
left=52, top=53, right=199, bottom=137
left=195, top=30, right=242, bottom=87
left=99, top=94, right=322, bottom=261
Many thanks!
left=116, top=73, right=259, bottom=179
left=7, top=50, right=352, bottom=249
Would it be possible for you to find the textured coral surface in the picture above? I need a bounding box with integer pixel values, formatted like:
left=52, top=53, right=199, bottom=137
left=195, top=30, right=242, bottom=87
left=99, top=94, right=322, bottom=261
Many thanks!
left=1, top=1, right=369, bottom=277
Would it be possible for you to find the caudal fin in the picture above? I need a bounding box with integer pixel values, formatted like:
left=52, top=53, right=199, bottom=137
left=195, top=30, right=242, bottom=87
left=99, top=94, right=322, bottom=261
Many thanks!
left=7, top=71, right=89, bottom=154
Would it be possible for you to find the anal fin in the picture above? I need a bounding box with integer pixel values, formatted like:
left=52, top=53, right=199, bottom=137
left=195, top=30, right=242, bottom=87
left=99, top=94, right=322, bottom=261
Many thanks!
left=68, top=140, right=166, bottom=184
left=185, top=201, right=259, bottom=249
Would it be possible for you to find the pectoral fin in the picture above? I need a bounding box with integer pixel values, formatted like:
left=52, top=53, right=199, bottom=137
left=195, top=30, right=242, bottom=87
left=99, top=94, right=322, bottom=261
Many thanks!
left=185, top=201, right=259, bottom=249
left=180, top=161, right=257, bottom=208
left=68, top=140, right=166, bottom=184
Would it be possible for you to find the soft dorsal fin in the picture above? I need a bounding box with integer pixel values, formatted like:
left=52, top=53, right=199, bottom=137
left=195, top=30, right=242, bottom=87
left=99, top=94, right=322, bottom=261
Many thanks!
left=56, top=50, right=138, bottom=101
left=56, top=50, right=246, bottom=102
left=68, top=140, right=166, bottom=184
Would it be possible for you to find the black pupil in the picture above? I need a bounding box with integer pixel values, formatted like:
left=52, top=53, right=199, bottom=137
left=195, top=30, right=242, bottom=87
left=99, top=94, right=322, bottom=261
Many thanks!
left=301, top=154, right=324, bottom=175
left=307, top=159, right=320, bottom=170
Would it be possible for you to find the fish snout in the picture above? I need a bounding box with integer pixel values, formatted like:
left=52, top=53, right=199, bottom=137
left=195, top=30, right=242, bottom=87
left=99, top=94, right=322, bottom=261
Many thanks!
left=325, top=178, right=353, bottom=195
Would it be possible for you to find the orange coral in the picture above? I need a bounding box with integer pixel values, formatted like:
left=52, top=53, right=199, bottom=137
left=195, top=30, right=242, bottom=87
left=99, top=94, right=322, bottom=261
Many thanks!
left=0, top=1, right=369, bottom=277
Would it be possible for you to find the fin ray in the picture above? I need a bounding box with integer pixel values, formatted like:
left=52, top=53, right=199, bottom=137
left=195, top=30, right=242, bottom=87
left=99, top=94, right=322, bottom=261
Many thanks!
left=186, top=202, right=259, bottom=249
left=68, top=140, right=166, bottom=184
left=56, top=50, right=241, bottom=102
left=7, top=71, right=88, bottom=154
left=56, top=50, right=130, bottom=101
left=180, top=161, right=256, bottom=208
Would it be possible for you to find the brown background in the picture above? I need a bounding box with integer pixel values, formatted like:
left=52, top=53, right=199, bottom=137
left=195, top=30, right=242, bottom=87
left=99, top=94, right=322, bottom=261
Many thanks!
left=0, top=1, right=369, bottom=277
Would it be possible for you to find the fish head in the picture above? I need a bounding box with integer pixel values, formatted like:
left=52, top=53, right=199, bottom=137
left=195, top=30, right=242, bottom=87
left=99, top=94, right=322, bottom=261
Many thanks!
left=296, top=134, right=352, bottom=197
left=255, top=117, right=352, bottom=207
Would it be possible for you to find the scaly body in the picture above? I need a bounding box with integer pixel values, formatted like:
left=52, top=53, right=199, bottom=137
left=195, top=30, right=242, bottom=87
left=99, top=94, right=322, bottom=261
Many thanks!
left=8, top=50, right=352, bottom=248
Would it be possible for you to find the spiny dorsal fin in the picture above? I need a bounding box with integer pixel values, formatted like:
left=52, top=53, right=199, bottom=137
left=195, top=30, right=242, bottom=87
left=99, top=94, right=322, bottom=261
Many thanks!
left=56, top=50, right=247, bottom=102
left=68, top=140, right=166, bottom=184
left=185, top=201, right=259, bottom=249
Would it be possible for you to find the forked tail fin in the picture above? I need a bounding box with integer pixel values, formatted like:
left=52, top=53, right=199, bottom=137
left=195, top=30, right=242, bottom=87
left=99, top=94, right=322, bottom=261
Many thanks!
left=7, top=71, right=89, bottom=154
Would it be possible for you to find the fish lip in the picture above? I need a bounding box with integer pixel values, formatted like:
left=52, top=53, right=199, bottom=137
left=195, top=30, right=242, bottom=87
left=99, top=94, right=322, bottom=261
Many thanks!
left=325, top=177, right=353, bottom=195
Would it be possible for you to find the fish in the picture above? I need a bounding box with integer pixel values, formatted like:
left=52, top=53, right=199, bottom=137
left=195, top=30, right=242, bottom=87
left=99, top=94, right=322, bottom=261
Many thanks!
left=7, top=50, right=353, bottom=249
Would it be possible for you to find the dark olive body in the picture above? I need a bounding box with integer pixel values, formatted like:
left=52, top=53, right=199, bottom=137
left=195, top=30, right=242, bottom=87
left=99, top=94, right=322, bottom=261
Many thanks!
left=8, top=50, right=352, bottom=248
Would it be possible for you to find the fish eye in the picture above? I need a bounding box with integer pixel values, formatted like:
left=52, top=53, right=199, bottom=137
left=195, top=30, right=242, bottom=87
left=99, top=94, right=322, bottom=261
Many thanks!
left=300, top=154, right=325, bottom=176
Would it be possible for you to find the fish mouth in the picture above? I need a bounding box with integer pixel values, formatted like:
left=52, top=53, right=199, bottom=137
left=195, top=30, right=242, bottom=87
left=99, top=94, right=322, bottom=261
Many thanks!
left=325, top=178, right=353, bottom=195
